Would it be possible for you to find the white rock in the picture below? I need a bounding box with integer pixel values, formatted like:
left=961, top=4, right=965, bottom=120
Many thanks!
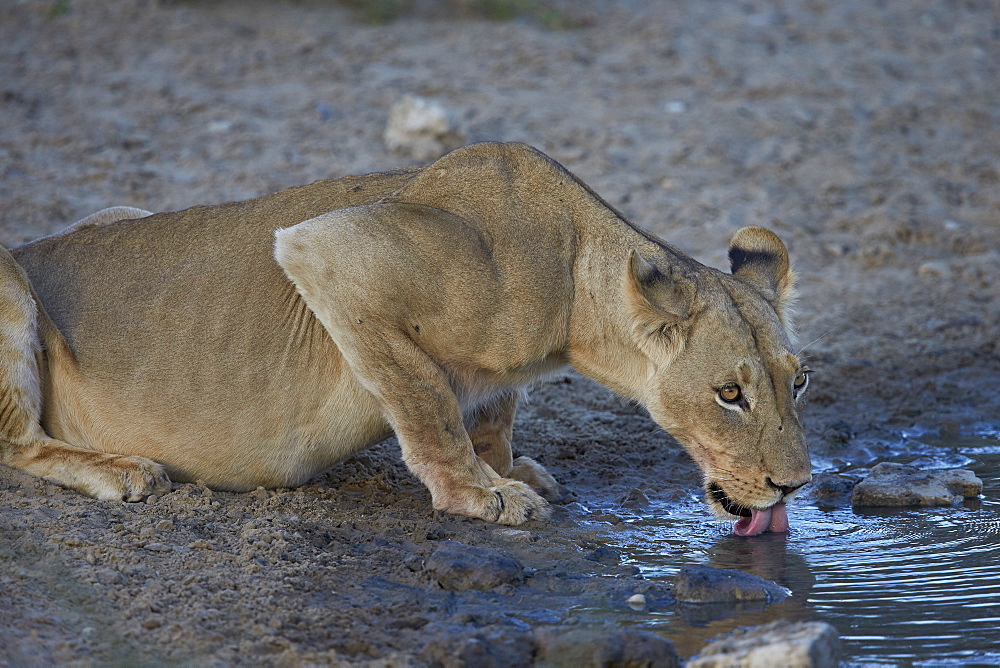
left=626, top=593, right=647, bottom=611
left=383, top=95, right=465, bottom=161
left=851, top=462, right=983, bottom=507
left=688, top=620, right=840, bottom=668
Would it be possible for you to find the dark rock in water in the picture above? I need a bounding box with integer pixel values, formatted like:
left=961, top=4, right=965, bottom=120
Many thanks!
left=534, top=625, right=680, bottom=668
left=675, top=565, right=791, bottom=603
left=584, top=545, right=622, bottom=566
left=803, top=472, right=860, bottom=507
left=851, top=462, right=983, bottom=507
left=424, top=541, right=524, bottom=591
left=687, top=620, right=840, bottom=668
left=420, top=626, right=534, bottom=667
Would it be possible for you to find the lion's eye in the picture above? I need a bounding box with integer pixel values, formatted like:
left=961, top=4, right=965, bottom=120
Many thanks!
left=719, top=383, right=742, bottom=404
left=793, top=370, right=811, bottom=395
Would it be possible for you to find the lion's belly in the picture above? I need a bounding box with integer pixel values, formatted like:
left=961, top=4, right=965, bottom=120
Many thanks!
left=41, top=330, right=393, bottom=491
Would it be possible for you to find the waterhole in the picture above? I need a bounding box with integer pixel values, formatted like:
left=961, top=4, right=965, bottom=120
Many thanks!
left=584, top=426, right=1000, bottom=665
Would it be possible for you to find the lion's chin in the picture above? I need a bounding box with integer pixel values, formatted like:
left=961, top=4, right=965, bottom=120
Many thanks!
left=706, top=482, right=789, bottom=537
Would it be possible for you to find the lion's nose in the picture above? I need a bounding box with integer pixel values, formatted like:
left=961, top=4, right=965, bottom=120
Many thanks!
left=767, top=476, right=810, bottom=496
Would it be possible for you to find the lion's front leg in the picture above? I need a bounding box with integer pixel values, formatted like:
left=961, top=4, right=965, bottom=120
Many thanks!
left=275, top=207, right=551, bottom=525
left=467, top=390, right=564, bottom=502
left=356, top=334, right=549, bottom=525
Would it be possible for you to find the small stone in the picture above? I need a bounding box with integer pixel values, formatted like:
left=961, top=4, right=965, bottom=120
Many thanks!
left=141, top=618, right=162, bottom=630
left=424, top=541, right=524, bottom=591
left=384, top=95, right=465, bottom=161
left=534, top=626, right=680, bottom=668
left=403, top=554, right=424, bottom=571
left=688, top=620, right=840, bottom=668
left=94, top=568, right=125, bottom=585
left=675, top=565, right=791, bottom=604
left=851, top=463, right=983, bottom=507
left=626, top=593, right=647, bottom=611
left=917, top=260, right=950, bottom=277
left=492, top=528, right=534, bottom=542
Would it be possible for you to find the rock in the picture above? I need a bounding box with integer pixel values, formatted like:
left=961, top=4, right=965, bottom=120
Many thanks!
left=674, top=565, right=791, bottom=603
left=584, top=546, right=622, bottom=566
left=424, top=541, right=524, bottom=591
left=802, top=472, right=860, bottom=507
left=533, top=626, right=680, bottom=668
left=420, top=627, right=534, bottom=667
left=619, top=487, right=651, bottom=509
left=92, top=568, right=125, bottom=585
left=383, top=95, right=465, bottom=161
left=851, top=463, right=983, bottom=506
left=687, top=620, right=840, bottom=668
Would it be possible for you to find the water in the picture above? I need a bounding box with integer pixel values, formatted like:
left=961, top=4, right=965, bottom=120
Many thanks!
left=586, top=426, right=1000, bottom=665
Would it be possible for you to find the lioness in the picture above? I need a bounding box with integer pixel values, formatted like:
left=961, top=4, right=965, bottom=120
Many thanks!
left=0, top=142, right=811, bottom=535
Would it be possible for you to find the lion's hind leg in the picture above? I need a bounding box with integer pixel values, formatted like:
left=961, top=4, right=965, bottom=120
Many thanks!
left=0, top=246, right=169, bottom=501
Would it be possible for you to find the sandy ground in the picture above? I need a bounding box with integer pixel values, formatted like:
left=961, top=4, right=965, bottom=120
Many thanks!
left=1, top=0, right=998, bottom=664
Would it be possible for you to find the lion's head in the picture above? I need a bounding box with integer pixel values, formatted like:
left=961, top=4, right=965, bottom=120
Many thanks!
left=625, top=226, right=812, bottom=536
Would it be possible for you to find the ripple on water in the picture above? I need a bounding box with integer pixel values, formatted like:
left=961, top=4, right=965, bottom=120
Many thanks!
left=590, top=438, right=1000, bottom=664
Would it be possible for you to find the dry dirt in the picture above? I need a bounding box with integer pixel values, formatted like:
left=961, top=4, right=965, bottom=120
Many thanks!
left=1, top=0, right=998, bottom=665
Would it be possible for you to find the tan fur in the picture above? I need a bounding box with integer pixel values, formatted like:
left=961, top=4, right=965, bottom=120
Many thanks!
left=0, top=142, right=810, bottom=524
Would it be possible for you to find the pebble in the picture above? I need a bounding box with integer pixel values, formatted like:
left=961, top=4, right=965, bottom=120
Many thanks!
left=687, top=620, right=840, bottom=668
left=626, top=593, right=647, bottom=611
left=851, top=463, right=983, bottom=506
left=674, top=565, right=791, bottom=604
left=491, top=528, right=534, bottom=543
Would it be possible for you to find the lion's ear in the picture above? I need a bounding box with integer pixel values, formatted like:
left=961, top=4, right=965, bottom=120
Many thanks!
left=624, top=250, right=693, bottom=362
left=728, top=226, right=796, bottom=323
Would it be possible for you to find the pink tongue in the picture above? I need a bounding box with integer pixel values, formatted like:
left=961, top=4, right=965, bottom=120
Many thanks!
left=733, top=503, right=789, bottom=536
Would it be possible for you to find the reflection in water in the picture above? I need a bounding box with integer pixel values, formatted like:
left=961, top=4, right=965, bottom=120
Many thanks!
left=669, top=534, right=815, bottom=657
left=584, top=432, right=1000, bottom=664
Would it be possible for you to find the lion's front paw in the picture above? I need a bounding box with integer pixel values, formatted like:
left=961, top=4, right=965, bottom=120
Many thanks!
left=87, top=455, right=172, bottom=502
left=490, top=479, right=552, bottom=525
left=508, top=456, right=566, bottom=502
left=437, top=479, right=550, bottom=525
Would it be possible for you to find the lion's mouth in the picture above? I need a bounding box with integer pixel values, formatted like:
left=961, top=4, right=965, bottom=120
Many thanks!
left=707, top=483, right=751, bottom=518
left=707, top=482, right=789, bottom=536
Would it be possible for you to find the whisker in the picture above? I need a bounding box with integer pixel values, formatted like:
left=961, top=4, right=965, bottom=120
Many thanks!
left=796, top=326, right=840, bottom=357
